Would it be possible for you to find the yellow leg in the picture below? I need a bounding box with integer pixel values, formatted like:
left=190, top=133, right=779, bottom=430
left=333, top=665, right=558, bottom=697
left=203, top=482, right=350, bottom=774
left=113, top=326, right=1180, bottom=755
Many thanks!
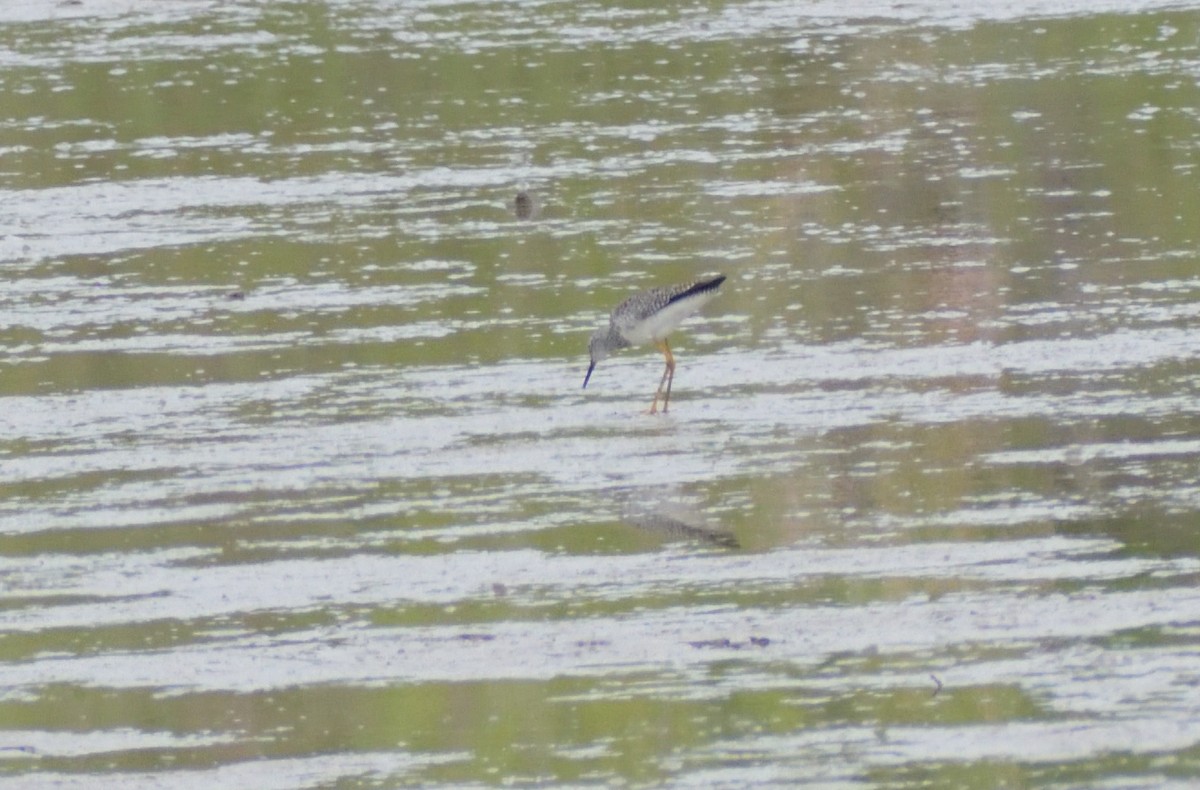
left=649, top=340, right=676, bottom=414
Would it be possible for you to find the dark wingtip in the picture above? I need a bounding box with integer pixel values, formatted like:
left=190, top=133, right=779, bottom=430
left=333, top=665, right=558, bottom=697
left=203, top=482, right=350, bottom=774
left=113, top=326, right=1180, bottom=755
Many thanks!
left=666, top=274, right=728, bottom=308
left=583, top=361, right=596, bottom=389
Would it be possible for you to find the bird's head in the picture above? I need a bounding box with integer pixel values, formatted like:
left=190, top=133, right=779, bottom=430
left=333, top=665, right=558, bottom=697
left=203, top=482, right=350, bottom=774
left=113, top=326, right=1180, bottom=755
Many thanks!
left=582, top=328, right=610, bottom=388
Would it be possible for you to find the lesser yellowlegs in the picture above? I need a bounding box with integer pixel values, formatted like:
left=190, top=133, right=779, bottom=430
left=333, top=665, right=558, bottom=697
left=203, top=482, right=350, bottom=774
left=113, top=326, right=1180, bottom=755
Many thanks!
left=582, top=274, right=726, bottom=414
left=513, top=190, right=534, bottom=220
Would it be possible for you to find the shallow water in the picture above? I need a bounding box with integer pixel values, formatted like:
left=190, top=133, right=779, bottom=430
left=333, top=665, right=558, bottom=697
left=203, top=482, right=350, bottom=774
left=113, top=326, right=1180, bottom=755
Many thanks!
left=3, top=0, right=1200, bottom=787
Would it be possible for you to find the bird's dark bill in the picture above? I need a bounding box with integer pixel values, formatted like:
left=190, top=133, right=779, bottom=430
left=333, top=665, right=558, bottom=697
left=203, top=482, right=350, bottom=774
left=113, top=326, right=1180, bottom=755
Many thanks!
left=582, top=361, right=596, bottom=388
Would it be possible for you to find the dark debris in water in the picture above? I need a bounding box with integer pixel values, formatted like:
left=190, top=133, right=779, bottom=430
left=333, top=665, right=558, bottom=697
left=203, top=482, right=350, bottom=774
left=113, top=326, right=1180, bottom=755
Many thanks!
left=688, top=636, right=772, bottom=650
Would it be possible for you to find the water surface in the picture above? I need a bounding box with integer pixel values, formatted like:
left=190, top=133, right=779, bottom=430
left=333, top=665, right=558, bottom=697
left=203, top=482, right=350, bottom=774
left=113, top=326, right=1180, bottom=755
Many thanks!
left=3, top=0, right=1200, bottom=786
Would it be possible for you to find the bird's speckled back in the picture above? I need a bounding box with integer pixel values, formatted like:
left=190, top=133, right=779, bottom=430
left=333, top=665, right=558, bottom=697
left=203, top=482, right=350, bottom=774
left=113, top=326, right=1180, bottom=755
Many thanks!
left=611, top=275, right=726, bottom=333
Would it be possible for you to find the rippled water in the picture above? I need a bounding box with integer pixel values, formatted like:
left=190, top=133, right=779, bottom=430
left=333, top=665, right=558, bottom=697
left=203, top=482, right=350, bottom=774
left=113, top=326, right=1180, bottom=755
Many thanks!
left=3, top=0, right=1200, bottom=787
